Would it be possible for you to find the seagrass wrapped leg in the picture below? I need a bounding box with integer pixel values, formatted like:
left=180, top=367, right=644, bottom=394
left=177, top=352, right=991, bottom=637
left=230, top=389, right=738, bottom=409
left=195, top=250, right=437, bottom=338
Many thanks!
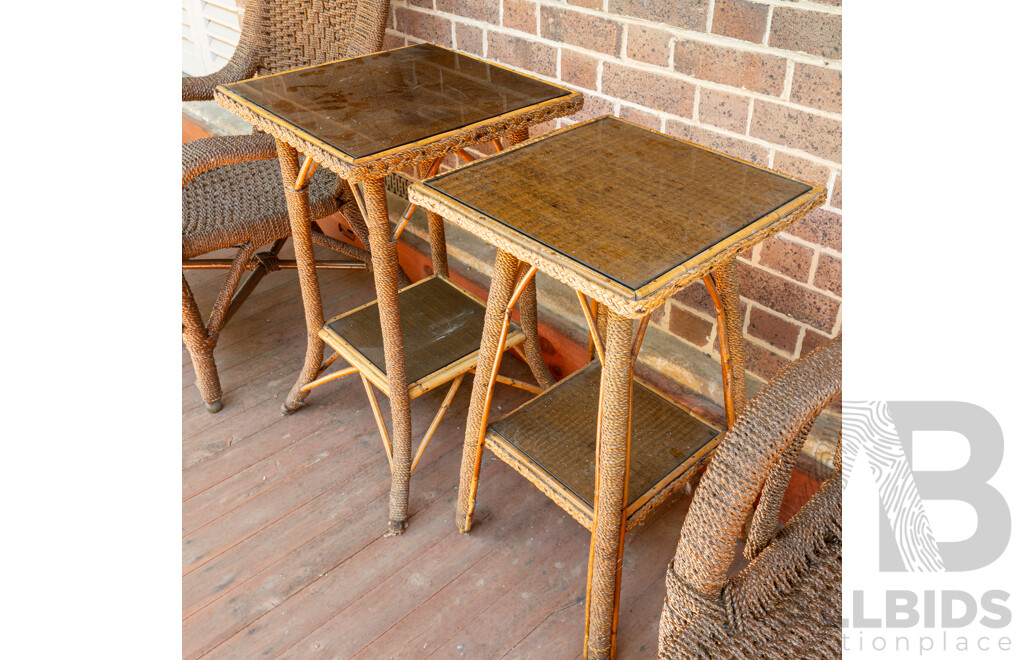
left=503, top=127, right=556, bottom=389
left=278, top=141, right=326, bottom=414
left=182, top=274, right=223, bottom=413
left=418, top=160, right=449, bottom=278
left=707, top=256, right=747, bottom=425
left=595, top=303, right=609, bottom=348
left=456, top=250, right=522, bottom=533
left=585, top=311, right=635, bottom=660
left=363, top=176, right=415, bottom=535
left=515, top=277, right=556, bottom=389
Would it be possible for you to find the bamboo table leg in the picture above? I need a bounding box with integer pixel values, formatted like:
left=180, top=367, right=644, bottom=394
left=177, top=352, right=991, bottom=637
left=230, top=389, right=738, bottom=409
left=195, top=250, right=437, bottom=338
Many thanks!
left=584, top=312, right=635, bottom=660
left=278, top=141, right=327, bottom=414
left=362, top=176, right=415, bottom=535
left=456, top=250, right=523, bottom=532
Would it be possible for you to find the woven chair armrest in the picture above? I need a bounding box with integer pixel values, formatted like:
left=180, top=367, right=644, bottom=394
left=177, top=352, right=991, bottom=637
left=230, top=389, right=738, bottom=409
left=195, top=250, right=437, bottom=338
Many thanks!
left=182, top=133, right=277, bottom=187
left=183, top=63, right=255, bottom=102
left=668, top=335, right=841, bottom=598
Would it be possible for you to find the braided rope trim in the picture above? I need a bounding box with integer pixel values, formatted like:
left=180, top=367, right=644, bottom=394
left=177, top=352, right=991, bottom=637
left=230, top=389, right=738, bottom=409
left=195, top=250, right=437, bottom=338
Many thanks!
left=214, top=89, right=583, bottom=182
left=412, top=187, right=826, bottom=319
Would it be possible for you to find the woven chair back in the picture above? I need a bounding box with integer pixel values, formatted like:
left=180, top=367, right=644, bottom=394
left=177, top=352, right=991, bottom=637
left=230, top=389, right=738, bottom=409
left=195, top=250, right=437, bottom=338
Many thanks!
left=245, top=0, right=381, bottom=76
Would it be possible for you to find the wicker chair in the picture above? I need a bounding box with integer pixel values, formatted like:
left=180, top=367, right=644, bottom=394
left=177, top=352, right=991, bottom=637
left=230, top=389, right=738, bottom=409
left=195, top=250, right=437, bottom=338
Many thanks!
left=658, top=335, right=841, bottom=659
left=182, top=0, right=392, bottom=412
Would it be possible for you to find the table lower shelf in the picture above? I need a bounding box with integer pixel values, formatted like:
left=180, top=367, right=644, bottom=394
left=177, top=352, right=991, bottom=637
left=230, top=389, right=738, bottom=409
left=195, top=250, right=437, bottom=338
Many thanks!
left=320, top=276, right=526, bottom=398
left=486, top=360, right=722, bottom=529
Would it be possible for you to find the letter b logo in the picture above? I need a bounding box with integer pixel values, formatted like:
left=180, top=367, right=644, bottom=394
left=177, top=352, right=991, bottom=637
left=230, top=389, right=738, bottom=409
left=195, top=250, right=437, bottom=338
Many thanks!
left=844, top=401, right=1010, bottom=572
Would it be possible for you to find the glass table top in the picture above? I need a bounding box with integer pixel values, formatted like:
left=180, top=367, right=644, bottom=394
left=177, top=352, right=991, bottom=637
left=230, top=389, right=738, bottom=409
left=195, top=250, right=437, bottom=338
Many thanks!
left=222, top=43, right=572, bottom=161
left=421, top=117, right=814, bottom=293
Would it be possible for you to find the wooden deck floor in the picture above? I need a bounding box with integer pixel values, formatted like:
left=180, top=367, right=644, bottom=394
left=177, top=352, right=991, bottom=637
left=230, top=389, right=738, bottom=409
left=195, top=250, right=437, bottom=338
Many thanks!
left=182, top=255, right=699, bottom=659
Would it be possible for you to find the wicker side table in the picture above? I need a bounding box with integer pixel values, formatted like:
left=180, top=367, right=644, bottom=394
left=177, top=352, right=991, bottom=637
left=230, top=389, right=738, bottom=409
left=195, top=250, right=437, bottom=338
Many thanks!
left=215, top=43, right=582, bottom=535
left=410, top=116, right=826, bottom=659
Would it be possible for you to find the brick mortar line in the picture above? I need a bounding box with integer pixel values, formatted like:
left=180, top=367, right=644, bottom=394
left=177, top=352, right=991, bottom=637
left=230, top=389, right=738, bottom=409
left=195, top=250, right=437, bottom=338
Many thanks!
left=747, top=0, right=843, bottom=16
left=763, top=4, right=774, bottom=47
left=782, top=59, right=795, bottom=101
left=741, top=298, right=831, bottom=359
left=826, top=169, right=838, bottom=205
left=794, top=325, right=809, bottom=357
left=671, top=259, right=840, bottom=337
left=392, top=2, right=843, bottom=68
left=746, top=255, right=843, bottom=302
left=613, top=105, right=840, bottom=168
left=747, top=328, right=797, bottom=360
left=778, top=226, right=842, bottom=258
left=807, top=248, right=822, bottom=289
left=827, top=303, right=842, bottom=337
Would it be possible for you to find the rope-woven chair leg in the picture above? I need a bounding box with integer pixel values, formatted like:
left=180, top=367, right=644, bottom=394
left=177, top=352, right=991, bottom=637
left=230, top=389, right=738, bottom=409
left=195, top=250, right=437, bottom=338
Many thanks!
left=456, top=250, right=522, bottom=533
left=206, top=241, right=258, bottom=338
left=183, top=241, right=256, bottom=413
left=224, top=238, right=287, bottom=325
left=182, top=274, right=222, bottom=413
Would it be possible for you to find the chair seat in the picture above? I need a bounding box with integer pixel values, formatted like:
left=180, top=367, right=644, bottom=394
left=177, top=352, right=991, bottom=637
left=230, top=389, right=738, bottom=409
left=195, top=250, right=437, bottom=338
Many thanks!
left=182, top=155, right=343, bottom=259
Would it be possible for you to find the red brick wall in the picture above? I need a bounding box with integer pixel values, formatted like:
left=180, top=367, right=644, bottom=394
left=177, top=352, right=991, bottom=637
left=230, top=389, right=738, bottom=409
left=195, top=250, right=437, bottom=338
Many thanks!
left=386, top=0, right=842, bottom=386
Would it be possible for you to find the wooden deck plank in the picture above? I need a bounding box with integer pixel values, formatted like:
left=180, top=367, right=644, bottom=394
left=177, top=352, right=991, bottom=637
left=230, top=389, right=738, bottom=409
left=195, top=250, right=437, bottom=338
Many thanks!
left=182, top=390, right=357, bottom=498
left=183, top=425, right=382, bottom=574
left=183, top=434, right=465, bottom=651
left=275, top=466, right=560, bottom=659
left=361, top=497, right=589, bottom=660
left=203, top=460, right=516, bottom=659
left=182, top=381, right=375, bottom=535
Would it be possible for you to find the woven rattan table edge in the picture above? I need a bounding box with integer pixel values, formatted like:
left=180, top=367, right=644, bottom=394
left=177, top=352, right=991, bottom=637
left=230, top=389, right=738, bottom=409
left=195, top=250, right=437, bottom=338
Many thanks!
left=409, top=118, right=826, bottom=319
left=214, top=57, right=583, bottom=182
